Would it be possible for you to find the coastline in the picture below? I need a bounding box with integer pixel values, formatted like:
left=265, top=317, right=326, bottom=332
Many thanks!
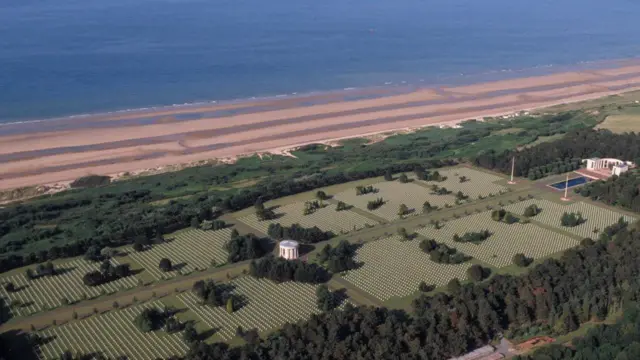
left=2, top=61, right=640, bottom=193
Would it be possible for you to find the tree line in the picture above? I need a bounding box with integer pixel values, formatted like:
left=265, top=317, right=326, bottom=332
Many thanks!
left=474, top=129, right=640, bottom=178
left=178, top=221, right=640, bottom=359
left=248, top=256, right=330, bottom=284
left=266, top=223, right=334, bottom=244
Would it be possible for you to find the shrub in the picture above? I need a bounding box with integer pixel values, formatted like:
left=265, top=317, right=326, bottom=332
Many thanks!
left=523, top=204, right=541, bottom=217
left=467, top=264, right=490, bottom=282
left=512, top=253, right=531, bottom=267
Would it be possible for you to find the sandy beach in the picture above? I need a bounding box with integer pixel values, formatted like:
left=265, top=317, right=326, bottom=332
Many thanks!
left=2, top=65, right=640, bottom=191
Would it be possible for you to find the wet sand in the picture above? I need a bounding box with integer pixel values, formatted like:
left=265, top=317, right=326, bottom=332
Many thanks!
left=2, top=65, right=640, bottom=190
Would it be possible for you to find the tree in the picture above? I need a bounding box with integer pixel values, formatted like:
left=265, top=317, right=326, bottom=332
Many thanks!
left=398, top=204, right=409, bottom=217
left=459, top=176, right=468, bottom=183
left=159, top=258, right=172, bottom=272
left=367, top=197, right=385, bottom=210
left=467, top=264, right=489, bottom=282
left=423, top=201, right=436, bottom=213
left=230, top=228, right=240, bottom=239
left=132, top=242, right=145, bottom=252
left=183, top=322, right=198, bottom=343
left=512, top=253, right=530, bottom=267
left=397, top=227, right=409, bottom=240
left=190, top=217, right=200, bottom=229
left=398, top=173, right=409, bottom=183
left=113, top=301, right=120, bottom=309
left=133, top=308, right=164, bottom=333
left=447, top=278, right=461, bottom=293
left=316, top=284, right=338, bottom=312
left=336, top=201, right=349, bottom=211
left=316, top=190, right=328, bottom=201
left=4, top=282, right=15, bottom=293
left=384, top=169, right=393, bottom=181
left=581, top=238, right=595, bottom=247
left=523, top=204, right=541, bottom=217
left=418, top=281, right=434, bottom=292
left=84, top=245, right=102, bottom=262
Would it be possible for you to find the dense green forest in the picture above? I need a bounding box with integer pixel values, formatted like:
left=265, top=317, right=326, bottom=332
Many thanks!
left=516, top=302, right=640, bottom=360
left=474, top=130, right=640, bottom=179
left=577, top=170, right=640, bottom=212
left=0, top=111, right=600, bottom=273
left=178, top=221, right=640, bottom=359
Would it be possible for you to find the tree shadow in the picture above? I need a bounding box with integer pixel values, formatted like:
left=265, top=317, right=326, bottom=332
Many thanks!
left=299, top=244, right=316, bottom=257
left=271, top=213, right=285, bottom=220
left=130, top=268, right=145, bottom=277
left=51, top=266, right=78, bottom=276
left=2, top=330, right=43, bottom=360
left=19, top=301, right=35, bottom=309
left=13, top=283, right=30, bottom=292
left=233, top=294, right=249, bottom=311
left=197, top=327, right=220, bottom=341
left=259, top=237, right=276, bottom=254
left=0, top=297, right=13, bottom=323
left=172, top=262, right=188, bottom=272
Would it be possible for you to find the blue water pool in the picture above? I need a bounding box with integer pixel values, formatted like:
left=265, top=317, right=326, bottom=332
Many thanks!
left=549, top=176, right=590, bottom=190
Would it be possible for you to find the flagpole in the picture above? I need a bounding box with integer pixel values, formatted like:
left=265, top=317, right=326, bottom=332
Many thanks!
left=561, top=173, right=570, bottom=201
left=508, top=156, right=516, bottom=184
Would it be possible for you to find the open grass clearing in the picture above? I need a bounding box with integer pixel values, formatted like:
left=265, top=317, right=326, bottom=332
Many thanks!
left=0, top=259, right=138, bottom=317
left=239, top=202, right=377, bottom=235
left=596, top=113, right=640, bottom=133
left=35, top=301, right=189, bottom=360
left=416, top=211, right=579, bottom=268
left=504, top=199, right=636, bottom=239
left=125, top=228, right=234, bottom=280
left=341, top=235, right=469, bottom=301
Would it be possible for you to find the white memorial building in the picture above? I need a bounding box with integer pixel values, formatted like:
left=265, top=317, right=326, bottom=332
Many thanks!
left=279, top=240, right=300, bottom=260
left=584, top=158, right=634, bottom=176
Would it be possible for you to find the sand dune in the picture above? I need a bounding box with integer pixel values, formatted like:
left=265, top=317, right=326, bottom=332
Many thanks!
left=2, top=64, right=640, bottom=190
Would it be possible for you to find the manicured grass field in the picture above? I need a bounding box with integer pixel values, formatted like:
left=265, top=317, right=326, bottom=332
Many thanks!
left=0, top=259, right=138, bottom=317
left=596, top=113, right=640, bottom=133
left=334, top=181, right=457, bottom=221
left=504, top=199, right=636, bottom=239
left=177, top=277, right=327, bottom=341
left=342, top=235, right=469, bottom=301
left=416, top=211, right=579, bottom=268
left=239, top=202, right=378, bottom=234
left=412, top=167, right=508, bottom=199
left=125, top=228, right=234, bottom=280
left=35, top=302, right=189, bottom=360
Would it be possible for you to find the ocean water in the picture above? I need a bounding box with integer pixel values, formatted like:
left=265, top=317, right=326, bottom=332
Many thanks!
left=1, top=0, right=639, bottom=122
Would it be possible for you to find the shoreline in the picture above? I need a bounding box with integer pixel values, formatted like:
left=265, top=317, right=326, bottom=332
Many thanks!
left=2, top=61, right=640, bottom=193
left=2, top=56, right=640, bottom=128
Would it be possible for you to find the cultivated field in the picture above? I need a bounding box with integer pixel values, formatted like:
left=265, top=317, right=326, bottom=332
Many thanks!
left=334, top=182, right=457, bottom=221
left=416, top=211, right=579, bottom=268
left=0, top=259, right=137, bottom=317
left=596, top=113, right=640, bottom=133
left=239, top=202, right=377, bottom=234
left=412, top=167, right=507, bottom=199
left=342, top=236, right=469, bottom=301
left=504, top=199, right=636, bottom=238
left=178, top=276, right=327, bottom=341
left=35, top=302, right=189, bottom=360
left=125, top=228, right=233, bottom=280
